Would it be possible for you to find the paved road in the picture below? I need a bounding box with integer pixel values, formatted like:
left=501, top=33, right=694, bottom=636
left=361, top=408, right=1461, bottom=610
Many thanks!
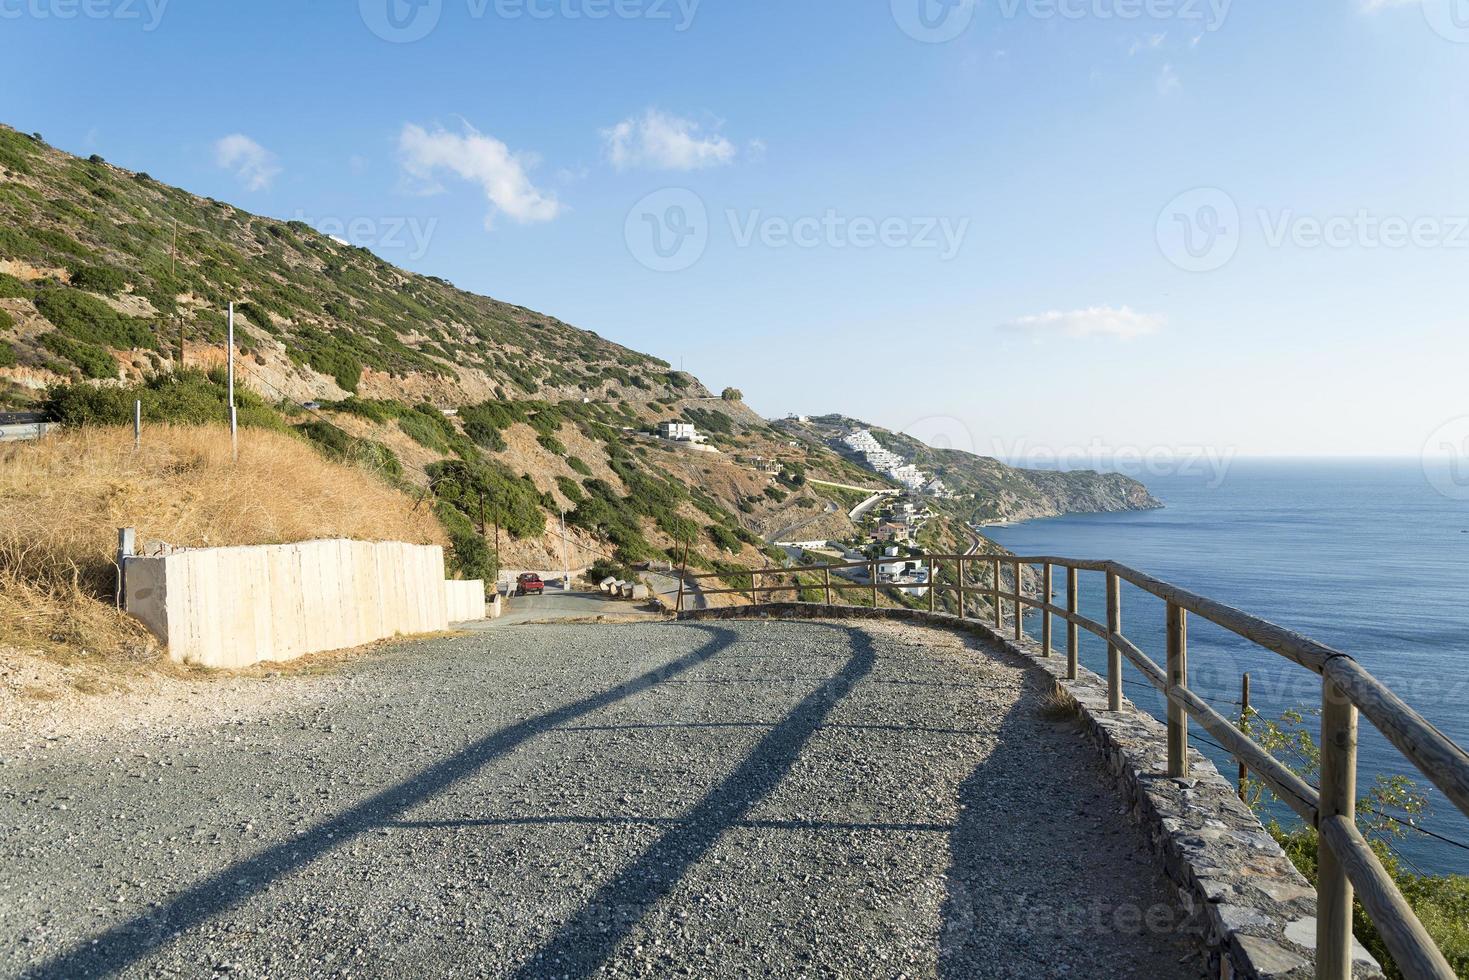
left=467, top=590, right=658, bottom=628
left=0, top=621, right=1204, bottom=979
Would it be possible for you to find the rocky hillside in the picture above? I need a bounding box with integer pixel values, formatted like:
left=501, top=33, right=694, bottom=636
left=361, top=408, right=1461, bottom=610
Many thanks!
left=0, top=123, right=1156, bottom=584
left=777, top=415, right=1162, bottom=524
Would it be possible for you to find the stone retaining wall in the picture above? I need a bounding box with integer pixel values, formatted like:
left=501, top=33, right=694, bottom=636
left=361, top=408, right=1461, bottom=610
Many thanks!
left=676, top=603, right=1383, bottom=979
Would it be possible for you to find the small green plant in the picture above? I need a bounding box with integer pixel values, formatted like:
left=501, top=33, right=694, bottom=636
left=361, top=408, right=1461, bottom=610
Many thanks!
left=67, top=264, right=128, bottom=295
left=567, top=456, right=593, bottom=477
left=0, top=273, right=31, bottom=298
left=0, top=339, right=16, bottom=368
left=35, top=288, right=157, bottom=350
left=1244, top=707, right=1467, bottom=978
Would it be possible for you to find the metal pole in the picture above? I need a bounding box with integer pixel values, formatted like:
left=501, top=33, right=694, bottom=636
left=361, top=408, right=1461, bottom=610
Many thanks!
left=559, top=508, right=569, bottom=590
left=928, top=556, right=936, bottom=613
left=133, top=399, right=141, bottom=452
left=227, top=302, right=237, bottom=461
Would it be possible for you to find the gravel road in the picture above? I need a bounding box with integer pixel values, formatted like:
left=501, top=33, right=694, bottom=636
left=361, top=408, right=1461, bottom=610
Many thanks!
left=0, top=620, right=1205, bottom=979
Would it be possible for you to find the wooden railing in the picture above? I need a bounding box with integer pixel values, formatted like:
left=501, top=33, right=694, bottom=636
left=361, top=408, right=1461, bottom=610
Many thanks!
left=675, top=553, right=1469, bottom=980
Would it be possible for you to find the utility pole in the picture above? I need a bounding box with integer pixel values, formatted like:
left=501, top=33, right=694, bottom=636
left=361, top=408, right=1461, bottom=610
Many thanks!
left=559, top=507, right=569, bottom=590
left=227, top=302, right=237, bottom=461
left=172, top=217, right=182, bottom=368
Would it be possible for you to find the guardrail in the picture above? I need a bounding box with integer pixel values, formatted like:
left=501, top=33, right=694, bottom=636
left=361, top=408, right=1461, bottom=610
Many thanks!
left=675, top=553, right=1469, bottom=980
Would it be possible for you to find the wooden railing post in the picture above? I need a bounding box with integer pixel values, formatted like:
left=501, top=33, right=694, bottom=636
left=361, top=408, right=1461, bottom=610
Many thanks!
left=1040, top=563, right=1052, bottom=658
left=823, top=566, right=832, bottom=606
left=750, top=568, right=759, bottom=607
left=1317, top=676, right=1359, bottom=980
left=1013, top=560, right=1023, bottom=641
left=1238, top=672, right=1251, bottom=800
left=1106, top=570, right=1122, bottom=711
left=1166, top=601, right=1189, bottom=777
left=991, top=557, right=1001, bottom=628
left=928, top=557, right=937, bottom=613
left=1066, top=566, right=1078, bottom=680
left=951, top=558, right=963, bottom=620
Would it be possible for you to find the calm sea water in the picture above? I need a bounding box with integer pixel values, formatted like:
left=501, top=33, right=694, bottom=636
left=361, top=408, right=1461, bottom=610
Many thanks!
left=984, top=458, right=1469, bottom=876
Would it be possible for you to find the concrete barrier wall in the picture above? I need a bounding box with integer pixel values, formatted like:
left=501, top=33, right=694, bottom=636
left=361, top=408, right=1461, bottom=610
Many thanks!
left=445, top=580, right=487, bottom=623
left=125, top=539, right=461, bottom=669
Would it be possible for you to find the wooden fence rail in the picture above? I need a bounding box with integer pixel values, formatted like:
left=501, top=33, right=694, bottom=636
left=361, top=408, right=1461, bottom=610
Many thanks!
left=676, top=552, right=1469, bottom=980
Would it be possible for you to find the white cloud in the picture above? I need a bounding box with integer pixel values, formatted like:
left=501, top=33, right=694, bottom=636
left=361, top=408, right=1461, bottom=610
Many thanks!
left=1003, top=306, right=1165, bottom=341
left=1157, top=63, right=1182, bottom=96
left=602, top=110, right=737, bottom=172
left=398, top=122, right=561, bottom=227
left=213, top=134, right=281, bottom=192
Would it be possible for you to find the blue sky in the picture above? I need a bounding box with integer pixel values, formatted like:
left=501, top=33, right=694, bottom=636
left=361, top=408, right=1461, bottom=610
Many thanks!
left=3, top=0, right=1468, bottom=457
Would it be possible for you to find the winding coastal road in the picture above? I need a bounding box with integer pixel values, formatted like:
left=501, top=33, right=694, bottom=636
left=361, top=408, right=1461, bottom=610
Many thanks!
left=1, top=620, right=1204, bottom=978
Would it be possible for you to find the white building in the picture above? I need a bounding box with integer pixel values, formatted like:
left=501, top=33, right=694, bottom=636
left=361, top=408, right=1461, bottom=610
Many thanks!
left=659, top=421, right=704, bottom=443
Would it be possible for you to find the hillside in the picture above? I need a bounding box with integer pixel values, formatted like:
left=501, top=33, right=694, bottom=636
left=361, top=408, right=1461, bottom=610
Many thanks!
left=0, top=125, right=886, bottom=578
left=776, top=415, right=1162, bottom=525
left=0, top=123, right=1156, bottom=594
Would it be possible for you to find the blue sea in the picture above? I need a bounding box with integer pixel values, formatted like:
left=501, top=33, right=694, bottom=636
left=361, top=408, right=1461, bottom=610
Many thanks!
left=984, top=458, right=1469, bottom=877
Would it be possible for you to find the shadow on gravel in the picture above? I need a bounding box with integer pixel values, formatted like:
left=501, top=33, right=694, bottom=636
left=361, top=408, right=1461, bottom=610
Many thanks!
left=509, top=626, right=878, bottom=979
left=936, top=678, right=1196, bottom=979
left=27, top=625, right=742, bottom=980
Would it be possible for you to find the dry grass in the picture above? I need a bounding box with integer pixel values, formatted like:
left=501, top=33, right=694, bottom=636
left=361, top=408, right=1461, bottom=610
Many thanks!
left=0, top=424, right=446, bottom=666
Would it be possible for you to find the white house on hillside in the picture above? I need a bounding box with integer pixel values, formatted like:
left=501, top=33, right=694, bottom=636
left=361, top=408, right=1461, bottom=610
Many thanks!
left=659, top=421, right=706, bottom=443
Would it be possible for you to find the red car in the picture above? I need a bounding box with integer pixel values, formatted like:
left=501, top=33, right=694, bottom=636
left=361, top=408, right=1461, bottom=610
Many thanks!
left=515, top=573, right=545, bottom=597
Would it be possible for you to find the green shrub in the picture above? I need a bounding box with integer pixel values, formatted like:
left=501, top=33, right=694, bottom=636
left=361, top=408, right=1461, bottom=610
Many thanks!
left=68, top=264, right=128, bottom=295
left=0, top=339, right=15, bottom=368
left=764, top=486, right=789, bottom=504
left=555, top=475, right=584, bottom=504
left=330, top=397, right=407, bottom=424
left=567, top=456, right=592, bottom=477
left=35, top=289, right=157, bottom=350
left=708, top=525, right=742, bottom=553
left=295, top=421, right=403, bottom=481
left=428, top=458, right=547, bottom=541
left=537, top=433, right=566, bottom=456
left=0, top=308, right=14, bottom=333
left=43, top=369, right=286, bottom=429
left=435, top=501, right=497, bottom=583
left=398, top=404, right=457, bottom=452
left=0, top=273, right=31, bottom=299
left=39, top=333, right=115, bottom=379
